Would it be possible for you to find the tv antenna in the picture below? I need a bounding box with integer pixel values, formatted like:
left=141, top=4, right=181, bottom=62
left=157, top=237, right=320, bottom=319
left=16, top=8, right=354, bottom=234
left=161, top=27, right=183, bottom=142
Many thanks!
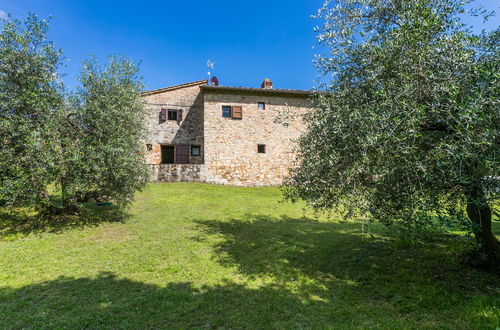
left=207, top=59, right=215, bottom=82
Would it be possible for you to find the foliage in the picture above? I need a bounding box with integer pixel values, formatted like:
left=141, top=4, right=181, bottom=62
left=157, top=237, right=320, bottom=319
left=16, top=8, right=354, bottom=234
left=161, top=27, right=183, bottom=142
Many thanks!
left=284, top=0, right=499, bottom=260
left=1, top=183, right=499, bottom=328
left=0, top=14, right=64, bottom=208
left=0, top=13, right=149, bottom=214
left=59, top=56, right=149, bottom=209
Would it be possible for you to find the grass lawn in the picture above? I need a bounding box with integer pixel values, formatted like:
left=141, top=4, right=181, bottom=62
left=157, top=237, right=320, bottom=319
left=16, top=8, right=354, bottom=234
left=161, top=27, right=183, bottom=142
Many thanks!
left=0, top=183, right=499, bottom=329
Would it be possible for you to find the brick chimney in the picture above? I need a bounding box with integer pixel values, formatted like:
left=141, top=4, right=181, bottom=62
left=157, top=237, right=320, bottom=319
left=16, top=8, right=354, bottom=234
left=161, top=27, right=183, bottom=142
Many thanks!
left=261, top=78, right=273, bottom=89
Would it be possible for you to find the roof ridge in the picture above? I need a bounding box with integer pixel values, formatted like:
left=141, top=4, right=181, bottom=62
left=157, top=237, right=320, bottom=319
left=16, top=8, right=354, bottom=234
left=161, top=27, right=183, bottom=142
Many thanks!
left=141, top=79, right=208, bottom=96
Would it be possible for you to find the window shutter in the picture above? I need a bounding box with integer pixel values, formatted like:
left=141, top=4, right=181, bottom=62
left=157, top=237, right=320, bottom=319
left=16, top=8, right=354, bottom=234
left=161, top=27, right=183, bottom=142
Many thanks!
left=232, top=106, right=242, bottom=119
left=175, top=144, right=189, bottom=164
left=177, top=109, right=183, bottom=121
left=160, top=108, right=167, bottom=121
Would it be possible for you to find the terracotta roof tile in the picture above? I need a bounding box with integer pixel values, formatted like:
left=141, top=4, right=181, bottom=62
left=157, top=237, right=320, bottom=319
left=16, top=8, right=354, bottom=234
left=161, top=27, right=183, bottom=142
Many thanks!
left=201, top=85, right=312, bottom=97
left=141, top=79, right=315, bottom=98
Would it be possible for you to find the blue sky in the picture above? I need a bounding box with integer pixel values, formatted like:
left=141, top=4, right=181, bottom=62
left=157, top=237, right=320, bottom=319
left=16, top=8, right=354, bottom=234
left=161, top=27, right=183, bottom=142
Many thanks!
left=0, top=0, right=498, bottom=92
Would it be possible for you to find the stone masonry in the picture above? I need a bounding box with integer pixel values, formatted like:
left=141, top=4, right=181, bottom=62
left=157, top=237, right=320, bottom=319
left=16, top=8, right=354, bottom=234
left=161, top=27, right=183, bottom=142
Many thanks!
left=141, top=79, right=314, bottom=186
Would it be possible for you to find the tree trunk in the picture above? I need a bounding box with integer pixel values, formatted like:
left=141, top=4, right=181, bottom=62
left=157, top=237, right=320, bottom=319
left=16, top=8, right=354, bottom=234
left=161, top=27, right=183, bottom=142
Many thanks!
left=60, top=175, right=79, bottom=215
left=466, top=186, right=500, bottom=264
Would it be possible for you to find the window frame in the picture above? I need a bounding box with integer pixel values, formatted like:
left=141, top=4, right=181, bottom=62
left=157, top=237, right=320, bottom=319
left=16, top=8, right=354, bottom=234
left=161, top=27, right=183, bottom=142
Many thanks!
left=258, top=102, right=266, bottom=110
left=222, top=106, right=232, bottom=118
left=167, top=109, right=178, bottom=121
left=191, top=145, right=201, bottom=157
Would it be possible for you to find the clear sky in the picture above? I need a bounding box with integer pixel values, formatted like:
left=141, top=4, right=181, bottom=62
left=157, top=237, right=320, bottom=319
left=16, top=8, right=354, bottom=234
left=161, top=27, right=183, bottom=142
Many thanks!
left=0, top=0, right=498, bottom=92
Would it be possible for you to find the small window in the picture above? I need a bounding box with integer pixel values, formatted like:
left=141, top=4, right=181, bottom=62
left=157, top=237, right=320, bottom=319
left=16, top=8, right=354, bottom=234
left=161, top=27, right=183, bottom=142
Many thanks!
left=258, top=102, right=266, bottom=110
left=168, top=110, right=178, bottom=121
left=146, top=144, right=153, bottom=151
left=257, top=144, right=266, bottom=154
left=222, top=106, right=232, bottom=118
left=191, top=145, right=201, bottom=156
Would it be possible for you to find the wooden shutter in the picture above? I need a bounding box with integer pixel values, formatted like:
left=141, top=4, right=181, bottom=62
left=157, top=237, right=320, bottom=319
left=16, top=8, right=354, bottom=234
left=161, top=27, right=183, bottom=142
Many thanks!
left=160, top=108, right=167, bottom=121
left=232, top=106, right=242, bottom=119
left=177, top=109, right=183, bottom=122
left=175, top=144, right=189, bottom=164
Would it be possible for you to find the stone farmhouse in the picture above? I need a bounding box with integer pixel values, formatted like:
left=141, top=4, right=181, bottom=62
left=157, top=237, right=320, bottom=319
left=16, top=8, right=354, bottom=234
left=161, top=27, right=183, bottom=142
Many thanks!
left=141, top=78, right=314, bottom=186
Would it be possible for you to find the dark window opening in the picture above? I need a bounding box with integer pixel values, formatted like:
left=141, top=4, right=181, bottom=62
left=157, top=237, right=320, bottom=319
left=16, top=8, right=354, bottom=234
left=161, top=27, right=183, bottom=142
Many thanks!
left=258, top=102, right=265, bottom=110
left=222, top=106, right=232, bottom=118
left=161, top=145, right=175, bottom=164
left=191, top=145, right=201, bottom=156
left=146, top=144, right=153, bottom=151
left=257, top=144, right=266, bottom=154
left=168, top=110, right=178, bottom=121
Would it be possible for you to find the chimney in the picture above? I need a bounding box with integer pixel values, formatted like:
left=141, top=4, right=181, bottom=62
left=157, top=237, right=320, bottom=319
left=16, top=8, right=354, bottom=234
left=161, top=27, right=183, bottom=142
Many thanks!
left=211, top=76, right=219, bottom=86
left=261, top=78, right=273, bottom=89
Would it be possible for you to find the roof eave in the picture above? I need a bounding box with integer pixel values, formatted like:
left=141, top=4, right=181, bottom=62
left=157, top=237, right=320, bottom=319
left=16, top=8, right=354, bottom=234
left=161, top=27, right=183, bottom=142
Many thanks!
left=141, top=80, right=208, bottom=97
left=200, top=85, right=313, bottom=98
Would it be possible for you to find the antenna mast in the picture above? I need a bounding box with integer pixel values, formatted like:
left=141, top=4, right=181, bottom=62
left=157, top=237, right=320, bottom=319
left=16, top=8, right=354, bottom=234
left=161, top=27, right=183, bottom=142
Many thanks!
left=207, top=60, right=215, bottom=85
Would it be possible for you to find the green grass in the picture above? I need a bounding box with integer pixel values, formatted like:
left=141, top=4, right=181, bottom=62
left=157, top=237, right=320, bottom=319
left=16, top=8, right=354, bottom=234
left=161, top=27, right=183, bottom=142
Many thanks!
left=0, top=183, right=499, bottom=329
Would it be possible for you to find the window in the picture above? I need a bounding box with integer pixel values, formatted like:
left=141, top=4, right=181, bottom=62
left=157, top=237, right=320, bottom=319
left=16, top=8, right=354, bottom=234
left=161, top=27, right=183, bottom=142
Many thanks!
left=191, top=145, right=201, bottom=156
left=146, top=144, right=153, bottom=151
left=161, top=145, right=175, bottom=164
left=222, top=105, right=243, bottom=119
left=222, top=106, right=232, bottom=118
left=258, top=102, right=266, bottom=110
left=161, top=145, right=190, bottom=164
left=161, top=109, right=183, bottom=122
left=257, top=144, right=266, bottom=154
left=168, top=110, right=178, bottom=121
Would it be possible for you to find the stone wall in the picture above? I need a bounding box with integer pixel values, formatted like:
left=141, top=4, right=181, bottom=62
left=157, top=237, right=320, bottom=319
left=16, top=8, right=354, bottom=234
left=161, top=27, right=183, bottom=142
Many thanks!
left=149, top=164, right=208, bottom=182
left=141, top=81, right=313, bottom=186
left=142, top=83, right=205, bottom=165
left=203, top=90, right=312, bottom=186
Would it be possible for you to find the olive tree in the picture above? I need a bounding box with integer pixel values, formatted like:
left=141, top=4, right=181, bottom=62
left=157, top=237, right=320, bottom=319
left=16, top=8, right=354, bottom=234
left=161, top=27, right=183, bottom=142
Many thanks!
left=0, top=13, right=149, bottom=216
left=60, top=56, right=149, bottom=210
left=0, top=14, right=64, bottom=208
left=285, top=0, right=499, bottom=263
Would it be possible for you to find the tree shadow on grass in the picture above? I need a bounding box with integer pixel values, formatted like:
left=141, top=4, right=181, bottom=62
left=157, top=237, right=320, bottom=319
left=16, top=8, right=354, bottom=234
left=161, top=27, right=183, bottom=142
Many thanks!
left=195, top=215, right=500, bottom=328
left=0, top=206, right=128, bottom=239
left=1, top=217, right=498, bottom=328
left=0, top=273, right=328, bottom=329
